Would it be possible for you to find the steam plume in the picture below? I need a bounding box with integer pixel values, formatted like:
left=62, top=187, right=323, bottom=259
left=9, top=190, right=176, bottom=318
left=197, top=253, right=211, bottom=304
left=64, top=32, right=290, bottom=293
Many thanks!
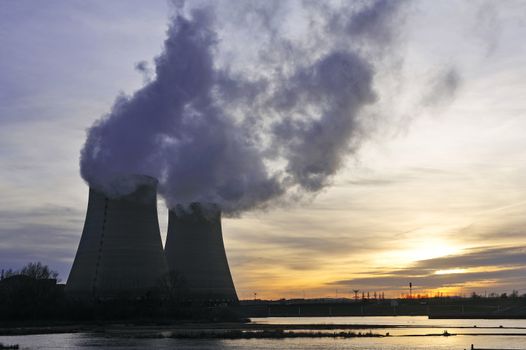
left=80, top=1, right=410, bottom=215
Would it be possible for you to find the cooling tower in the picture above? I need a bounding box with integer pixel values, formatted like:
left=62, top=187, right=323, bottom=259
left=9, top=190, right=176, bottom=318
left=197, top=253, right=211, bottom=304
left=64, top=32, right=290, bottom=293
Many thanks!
left=164, top=203, right=238, bottom=304
left=66, top=175, right=167, bottom=299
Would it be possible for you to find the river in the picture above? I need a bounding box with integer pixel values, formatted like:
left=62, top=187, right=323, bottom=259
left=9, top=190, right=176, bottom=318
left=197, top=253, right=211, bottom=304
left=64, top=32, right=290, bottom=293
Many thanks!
left=1, top=316, right=525, bottom=349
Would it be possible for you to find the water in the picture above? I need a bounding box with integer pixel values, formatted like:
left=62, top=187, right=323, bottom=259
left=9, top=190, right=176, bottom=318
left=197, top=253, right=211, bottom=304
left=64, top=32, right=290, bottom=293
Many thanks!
left=253, top=316, right=526, bottom=335
left=1, top=317, right=525, bottom=349
left=253, top=316, right=526, bottom=328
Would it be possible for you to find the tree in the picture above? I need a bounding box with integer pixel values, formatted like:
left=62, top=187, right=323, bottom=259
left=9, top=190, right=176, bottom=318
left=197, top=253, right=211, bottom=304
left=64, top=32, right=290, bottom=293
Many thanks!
left=1, top=262, right=59, bottom=282
left=1, top=269, right=16, bottom=280
left=19, top=262, right=59, bottom=280
left=0, top=262, right=61, bottom=320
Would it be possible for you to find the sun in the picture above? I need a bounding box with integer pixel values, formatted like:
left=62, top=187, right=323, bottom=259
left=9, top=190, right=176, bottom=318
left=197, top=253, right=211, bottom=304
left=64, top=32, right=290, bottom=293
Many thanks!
left=377, top=236, right=462, bottom=267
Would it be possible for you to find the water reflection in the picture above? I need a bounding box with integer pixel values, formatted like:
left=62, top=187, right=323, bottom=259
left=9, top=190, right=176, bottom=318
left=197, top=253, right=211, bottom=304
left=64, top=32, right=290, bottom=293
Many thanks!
left=1, top=317, right=526, bottom=350
left=252, top=316, right=526, bottom=328
left=2, top=334, right=526, bottom=350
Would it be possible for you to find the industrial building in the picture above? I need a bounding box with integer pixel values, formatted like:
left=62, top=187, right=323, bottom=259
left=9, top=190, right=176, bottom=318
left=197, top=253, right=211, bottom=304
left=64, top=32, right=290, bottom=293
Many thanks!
left=164, top=203, right=238, bottom=304
left=66, top=175, right=167, bottom=299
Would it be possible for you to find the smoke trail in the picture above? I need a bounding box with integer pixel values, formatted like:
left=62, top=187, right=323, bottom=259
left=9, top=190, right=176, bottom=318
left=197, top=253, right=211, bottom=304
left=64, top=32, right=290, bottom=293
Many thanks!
left=80, top=1, right=411, bottom=215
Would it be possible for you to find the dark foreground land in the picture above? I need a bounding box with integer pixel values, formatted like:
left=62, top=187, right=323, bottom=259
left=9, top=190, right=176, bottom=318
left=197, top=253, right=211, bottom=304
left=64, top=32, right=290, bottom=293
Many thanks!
left=241, top=296, right=526, bottom=319
left=1, top=273, right=526, bottom=336
left=2, top=294, right=526, bottom=329
left=2, top=296, right=526, bottom=341
left=2, top=297, right=526, bottom=330
left=1, top=297, right=526, bottom=337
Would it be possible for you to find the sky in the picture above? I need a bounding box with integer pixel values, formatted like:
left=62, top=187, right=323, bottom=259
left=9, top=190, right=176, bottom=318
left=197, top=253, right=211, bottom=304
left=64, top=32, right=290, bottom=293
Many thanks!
left=1, top=0, right=526, bottom=299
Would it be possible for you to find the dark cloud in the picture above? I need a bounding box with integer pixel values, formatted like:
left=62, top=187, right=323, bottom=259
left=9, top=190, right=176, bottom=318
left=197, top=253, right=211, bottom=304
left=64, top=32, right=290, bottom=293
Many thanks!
left=311, top=0, right=410, bottom=51
left=329, top=245, right=526, bottom=291
left=270, top=51, right=376, bottom=191
left=331, top=267, right=526, bottom=290
left=414, top=246, right=526, bottom=270
left=134, top=60, right=153, bottom=84
left=479, top=229, right=526, bottom=241
left=343, top=0, right=410, bottom=48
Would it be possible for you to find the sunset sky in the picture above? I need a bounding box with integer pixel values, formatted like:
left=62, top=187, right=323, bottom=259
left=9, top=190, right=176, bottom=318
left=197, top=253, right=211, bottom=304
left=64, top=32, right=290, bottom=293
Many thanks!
left=1, top=0, right=526, bottom=299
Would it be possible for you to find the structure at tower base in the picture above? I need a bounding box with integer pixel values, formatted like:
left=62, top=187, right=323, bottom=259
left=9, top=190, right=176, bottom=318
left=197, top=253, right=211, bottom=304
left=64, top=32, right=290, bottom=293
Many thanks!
left=66, top=175, right=167, bottom=299
left=164, top=203, right=238, bottom=304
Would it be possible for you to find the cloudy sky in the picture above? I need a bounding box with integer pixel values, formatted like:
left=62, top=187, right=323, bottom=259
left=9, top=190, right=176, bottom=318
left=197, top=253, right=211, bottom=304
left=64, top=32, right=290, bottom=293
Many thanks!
left=1, top=0, right=526, bottom=299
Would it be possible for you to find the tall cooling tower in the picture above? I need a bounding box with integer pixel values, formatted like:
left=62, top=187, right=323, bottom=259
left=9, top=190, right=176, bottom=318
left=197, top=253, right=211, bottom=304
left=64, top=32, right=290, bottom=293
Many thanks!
left=66, top=175, right=167, bottom=299
left=164, top=203, right=238, bottom=304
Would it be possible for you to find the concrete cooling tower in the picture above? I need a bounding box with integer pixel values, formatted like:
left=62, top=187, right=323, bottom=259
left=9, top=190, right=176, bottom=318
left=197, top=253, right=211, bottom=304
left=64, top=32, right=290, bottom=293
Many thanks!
left=66, top=175, right=167, bottom=299
left=164, top=203, right=238, bottom=304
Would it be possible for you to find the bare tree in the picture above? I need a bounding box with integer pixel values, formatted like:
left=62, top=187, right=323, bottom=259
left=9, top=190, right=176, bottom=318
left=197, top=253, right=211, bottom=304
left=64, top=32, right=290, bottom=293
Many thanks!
left=21, top=262, right=59, bottom=280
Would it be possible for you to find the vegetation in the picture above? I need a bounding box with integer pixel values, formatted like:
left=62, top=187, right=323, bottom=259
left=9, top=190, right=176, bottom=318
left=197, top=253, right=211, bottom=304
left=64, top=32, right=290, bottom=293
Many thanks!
left=1, top=262, right=58, bottom=281
left=0, top=262, right=243, bottom=325
left=168, top=329, right=384, bottom=339
left=0, top=262, right=62, bottom=321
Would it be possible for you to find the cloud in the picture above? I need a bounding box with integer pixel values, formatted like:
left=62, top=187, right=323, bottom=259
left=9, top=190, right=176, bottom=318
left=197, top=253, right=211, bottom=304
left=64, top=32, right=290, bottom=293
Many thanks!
left=134, top=60, right=153, bottom=84
left=331, top=267, right=526, bottom=290
left=346, top=178, right=398, bottom=186
left=0, top=205, right=84, bottom=279
left=0, top=206, right=82, bottom=222
left=421, top=68, right=461, bottom=107
left=341, top=0, right=410, bottom=48
left=474, top=1, right=501, bottom=56
left=329, top=245, right=526, bottom=291
left=0, top=223, right=80, bottom=280
left=412, top=245, right=526, bottom=270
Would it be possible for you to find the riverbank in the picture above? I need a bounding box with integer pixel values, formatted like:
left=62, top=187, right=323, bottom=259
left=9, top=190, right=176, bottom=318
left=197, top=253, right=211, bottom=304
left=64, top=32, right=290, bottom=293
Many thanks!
left=0, top=322, right=388, bottom=336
